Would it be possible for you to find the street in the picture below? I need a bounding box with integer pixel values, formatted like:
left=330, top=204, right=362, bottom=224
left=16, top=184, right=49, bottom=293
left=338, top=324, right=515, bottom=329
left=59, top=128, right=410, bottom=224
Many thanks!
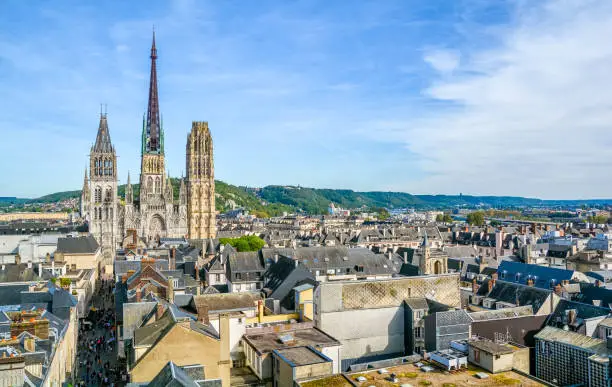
left=75, top=279, right=126, bottom=386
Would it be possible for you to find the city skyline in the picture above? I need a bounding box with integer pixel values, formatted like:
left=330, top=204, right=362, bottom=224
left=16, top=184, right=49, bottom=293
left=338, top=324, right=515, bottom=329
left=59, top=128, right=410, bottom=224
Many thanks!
left=1, top=0, right=612, bottom=199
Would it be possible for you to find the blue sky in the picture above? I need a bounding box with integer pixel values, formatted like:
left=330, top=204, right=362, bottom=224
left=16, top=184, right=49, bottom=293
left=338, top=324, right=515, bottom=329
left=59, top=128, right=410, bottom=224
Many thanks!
left=1, top=0, right=611, bottom=199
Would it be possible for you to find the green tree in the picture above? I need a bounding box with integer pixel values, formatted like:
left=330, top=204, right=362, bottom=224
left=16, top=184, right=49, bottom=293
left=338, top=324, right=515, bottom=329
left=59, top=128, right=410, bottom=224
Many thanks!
left=377, top=208, right=390, bottom=220
left=251, top=210, right=270, bottom=219
left=436, top=214, right=444, bottom=222
left=588, top=215, right=609, bottom=224
left=443, top=214, right=453, bottom=223
left=219, top=235, right=266, bottom=252
left=467, top=211, right=485, bottom=226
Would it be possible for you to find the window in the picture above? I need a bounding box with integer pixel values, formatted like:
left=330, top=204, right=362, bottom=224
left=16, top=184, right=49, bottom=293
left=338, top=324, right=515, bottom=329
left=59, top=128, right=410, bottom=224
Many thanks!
left=236, top=273, right=242, bottom=280
left=474, top=349, right=480, bottom=362
left=414, top=327, right=422, bottom=338
left=215, top=274, right=221, bottom=282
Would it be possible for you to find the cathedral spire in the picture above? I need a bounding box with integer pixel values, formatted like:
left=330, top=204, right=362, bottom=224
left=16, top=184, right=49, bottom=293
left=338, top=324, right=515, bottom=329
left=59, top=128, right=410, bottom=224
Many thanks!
left=126, top=172, right=133, bottom=203
left=145, top=29, right=162, bottom=154
left=93, top=111, right=113, bottom=153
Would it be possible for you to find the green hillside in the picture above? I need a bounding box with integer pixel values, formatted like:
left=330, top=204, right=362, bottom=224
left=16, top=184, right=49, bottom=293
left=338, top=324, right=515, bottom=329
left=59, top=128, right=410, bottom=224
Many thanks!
left=28, top=182, right=612, bottom=216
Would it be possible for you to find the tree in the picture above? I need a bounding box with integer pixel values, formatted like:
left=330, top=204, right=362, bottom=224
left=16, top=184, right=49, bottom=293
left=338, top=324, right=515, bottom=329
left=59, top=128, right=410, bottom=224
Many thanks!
left=251, top=210, right=270, bottom=219
left=443, top=214, right=453, bottom=223
left=467, top=211, right=485, bottom=226
left=219, top=235, right=266, bottom=252
left=436, top=214, right=444, bottom=222
left=588, top=215, right=609, bottom=224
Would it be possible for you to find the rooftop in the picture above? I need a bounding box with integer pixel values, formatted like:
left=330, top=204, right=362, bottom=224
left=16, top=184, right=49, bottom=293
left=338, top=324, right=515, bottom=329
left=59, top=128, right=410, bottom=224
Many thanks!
left=274, top=346, right=330, bottom=367
left=347, top=363, right=544, bottom=387
left=469, top=339, right=515, bottom=355
left=535, top=326, right=609, bottom=355
left=243, top=327, right=340, bottom=355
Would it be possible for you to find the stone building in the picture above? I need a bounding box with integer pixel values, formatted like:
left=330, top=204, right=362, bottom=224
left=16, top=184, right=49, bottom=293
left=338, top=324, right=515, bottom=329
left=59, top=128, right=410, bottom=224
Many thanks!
left=314, top=274, right=460, bottom=370
left=186, top=122, right=216, bottom=240
left=535, top=326, right=612, bottom=387
left=80, top=32, right=216, bottom=261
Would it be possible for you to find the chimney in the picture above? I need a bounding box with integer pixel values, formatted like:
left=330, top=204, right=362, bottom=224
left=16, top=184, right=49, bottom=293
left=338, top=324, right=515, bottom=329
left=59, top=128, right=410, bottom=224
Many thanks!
left=294, top=259, right=299, bottom=268
left=491, top=272, right=498, bottom=281
left=274, top=254, right=279, bottom=263
left=568, top=309, right=577, bottom=325
left=257, top=300, right=265, bottom=322
left=170, top=248, right=176, bottom=270
left=472, top=278, right=479, bottom=294
left=24, top=337, right=35, bottom=352
left=219, top=314, right=231, bottom=387
left=156, top=303, right=165, bottom=319
left=195, top=264, right=200, bottom=281
left=388, top=251, right=392, bottom=261
left=487, top=278, right=496, bottom=293
left=136, top=287, right=142, bottom=302
left=197, top=303, right=209, bottom=324
left=403, top=251, right=408, bottom=264
left=167, top=276, right=174, bottom=303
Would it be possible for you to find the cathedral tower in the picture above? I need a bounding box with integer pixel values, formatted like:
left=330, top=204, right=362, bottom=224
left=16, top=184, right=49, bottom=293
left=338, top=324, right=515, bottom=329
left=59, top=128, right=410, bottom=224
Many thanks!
left=186, top=122, right=216, bottom=239
left=85, top=112, right=119, bottom=266
left=139, top=31, right=170, bottom=241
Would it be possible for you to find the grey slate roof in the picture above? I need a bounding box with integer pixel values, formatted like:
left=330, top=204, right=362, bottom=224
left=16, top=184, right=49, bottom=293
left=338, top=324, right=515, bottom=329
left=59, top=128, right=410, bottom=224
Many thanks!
left=148, top=361, right=200, bottom=387
left=56, top=235, right=99, bottom=254
left=92, top=114, right=114, bottom=153
left=497, top=261, right=575, bottom=288
left=478, top=280, right=551, bottom=312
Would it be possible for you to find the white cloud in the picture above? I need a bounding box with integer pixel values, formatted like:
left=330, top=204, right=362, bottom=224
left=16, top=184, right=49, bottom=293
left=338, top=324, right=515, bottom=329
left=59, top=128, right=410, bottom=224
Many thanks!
left=423, top=49, right=460, bottom=73
left=396, top=0, right=612, bottom=198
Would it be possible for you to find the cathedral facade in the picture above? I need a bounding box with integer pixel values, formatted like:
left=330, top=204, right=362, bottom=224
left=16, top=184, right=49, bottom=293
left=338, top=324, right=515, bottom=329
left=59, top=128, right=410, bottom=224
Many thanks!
left=80, top=32, right=216, bottom=262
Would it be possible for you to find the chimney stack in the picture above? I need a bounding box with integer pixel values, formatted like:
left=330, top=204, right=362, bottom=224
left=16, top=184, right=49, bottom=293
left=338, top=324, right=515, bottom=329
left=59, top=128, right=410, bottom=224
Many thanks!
left=403, top=251, right=408, bottom=264
left=156, top=303, right=165, bottom=319
left=472, top=278, right=479, bottom=294
left=136, top=287, right=142, bottom=302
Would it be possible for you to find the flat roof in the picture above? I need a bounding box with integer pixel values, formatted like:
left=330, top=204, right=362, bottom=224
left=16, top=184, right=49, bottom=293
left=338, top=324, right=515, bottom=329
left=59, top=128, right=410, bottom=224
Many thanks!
left=347, top=363, right=544, bottom=386
left=274, top=346, right=330, bottom=367
left=469, top=340, right=514, bottom=355
left=243, top=327, right=340, bottom=355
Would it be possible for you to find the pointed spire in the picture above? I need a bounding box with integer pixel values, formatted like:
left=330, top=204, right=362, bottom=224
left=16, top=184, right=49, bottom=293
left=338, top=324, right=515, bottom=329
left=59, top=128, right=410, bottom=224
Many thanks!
left=93, top=111, right=113, bottom=153
left=83, top=167, right=89, bottom=191
left=126, top=172, right=133, bottom=203
left=145, top=28, right=162, bottom=153
left=422, top=230, right=429, bottom=248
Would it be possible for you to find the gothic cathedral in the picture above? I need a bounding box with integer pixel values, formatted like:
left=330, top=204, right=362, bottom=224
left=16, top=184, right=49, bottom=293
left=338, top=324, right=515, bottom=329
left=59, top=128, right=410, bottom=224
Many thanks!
left=80, top=32, right=216, bottom=262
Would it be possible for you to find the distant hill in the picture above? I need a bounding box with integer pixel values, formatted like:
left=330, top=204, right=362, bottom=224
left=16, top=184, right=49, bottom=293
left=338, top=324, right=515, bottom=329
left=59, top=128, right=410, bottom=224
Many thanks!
left=27, top=182, right=612, bottom=215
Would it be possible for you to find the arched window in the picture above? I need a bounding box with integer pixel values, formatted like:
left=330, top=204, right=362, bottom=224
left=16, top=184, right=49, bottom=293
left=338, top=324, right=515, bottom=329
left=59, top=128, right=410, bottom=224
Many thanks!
left=155, top=177, right=161, bottom=193
left=105, top=188, right=112, bottom=202
left=95, top=187, right=102, bottom=203
left=148, top=177, right=153, bottom=193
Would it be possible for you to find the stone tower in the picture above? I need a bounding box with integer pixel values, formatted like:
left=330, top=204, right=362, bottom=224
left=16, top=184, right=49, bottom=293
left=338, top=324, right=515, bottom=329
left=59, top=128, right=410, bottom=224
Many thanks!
left=85, top=112, right=119, bottom=266
left=139, top=31, right=170, bottom=242
left=186, top=121, right=216, bottom=239
left=419, top=231, right=448, bottom=275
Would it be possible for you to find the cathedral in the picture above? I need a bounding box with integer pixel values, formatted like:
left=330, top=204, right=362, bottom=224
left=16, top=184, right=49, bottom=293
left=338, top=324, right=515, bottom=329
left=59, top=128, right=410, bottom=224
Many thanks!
left=80, top=32, right=216, bottom=262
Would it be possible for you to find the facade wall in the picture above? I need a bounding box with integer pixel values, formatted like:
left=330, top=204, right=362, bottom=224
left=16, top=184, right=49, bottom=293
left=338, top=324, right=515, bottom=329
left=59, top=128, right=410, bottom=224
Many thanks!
left=130, top=325, right=223, bottom=385
left=273, top=354, right=294, bottom=387
left=317, top=307, right=404, bottom=368
left=468, top=347, right=513, bottom=373
left=315, top=275, right=460, bottom=370
left=210, top=316, right=246, bottom=361
left=319, top=345, right=341, bottom=374
left=294, top=362, right=332, bottom=382
left=535, top=338, right=593, bottom=386
left=512, top=346, right=530, bottom=374
left=0, top=360, right=25, bottom=387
